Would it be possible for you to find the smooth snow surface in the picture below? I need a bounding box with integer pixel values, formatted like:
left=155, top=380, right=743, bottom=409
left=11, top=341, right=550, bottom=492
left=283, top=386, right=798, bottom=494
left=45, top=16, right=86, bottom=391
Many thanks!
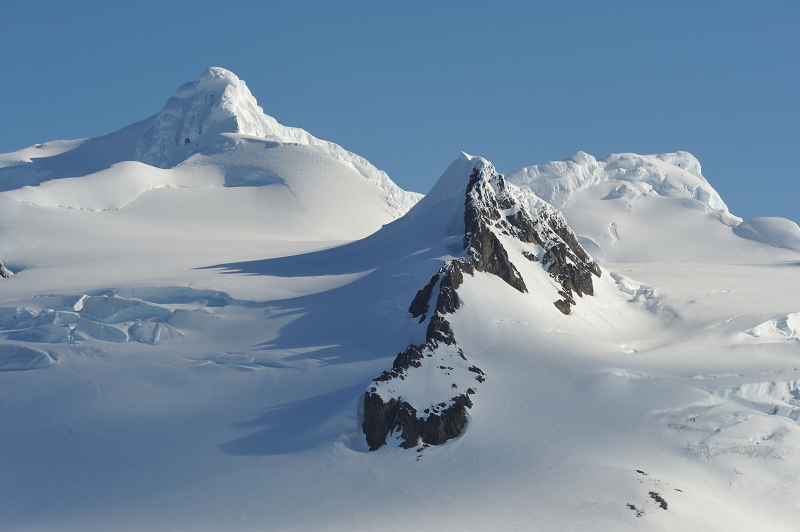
left=2, top=87, right=800, bottom=529
left=733, top=217, right=800, bottom=252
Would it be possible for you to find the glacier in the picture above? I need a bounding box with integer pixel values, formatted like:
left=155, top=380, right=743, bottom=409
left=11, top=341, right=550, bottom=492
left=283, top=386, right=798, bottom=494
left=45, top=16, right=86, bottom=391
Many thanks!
left=0, top=68, right=799, bottom=531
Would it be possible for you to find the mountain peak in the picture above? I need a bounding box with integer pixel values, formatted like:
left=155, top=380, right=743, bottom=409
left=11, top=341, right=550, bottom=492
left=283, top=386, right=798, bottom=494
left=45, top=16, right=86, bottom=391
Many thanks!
left=135, top=67, right=269, bottom=168
left=362, top=155, right=601, bottom=450
left=198, top=66, right=240, bottom=85
left=134, top=67, right=421, bottom=214
left=568, top=151, right=596, bottom=165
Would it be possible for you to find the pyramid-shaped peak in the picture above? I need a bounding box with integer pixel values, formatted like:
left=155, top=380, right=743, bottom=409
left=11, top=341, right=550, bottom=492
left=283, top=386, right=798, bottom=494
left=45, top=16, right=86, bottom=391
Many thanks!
left=135, top=67, right=271, bottom=168
left=133, top=67, right=421, bottom=214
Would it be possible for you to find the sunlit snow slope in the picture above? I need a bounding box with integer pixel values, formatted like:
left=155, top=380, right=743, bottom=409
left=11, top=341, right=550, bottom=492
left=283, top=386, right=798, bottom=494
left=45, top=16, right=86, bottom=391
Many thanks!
left=0, top=68, right=420, bottom=300
left=507, top=150, right=800, bottom=260
left=1, top=76, right=800, bottom=531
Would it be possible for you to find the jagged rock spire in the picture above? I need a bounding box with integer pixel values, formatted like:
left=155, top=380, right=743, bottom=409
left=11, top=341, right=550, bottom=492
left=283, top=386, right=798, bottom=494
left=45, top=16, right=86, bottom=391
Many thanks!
left=362, top=155, right=601, bottom=451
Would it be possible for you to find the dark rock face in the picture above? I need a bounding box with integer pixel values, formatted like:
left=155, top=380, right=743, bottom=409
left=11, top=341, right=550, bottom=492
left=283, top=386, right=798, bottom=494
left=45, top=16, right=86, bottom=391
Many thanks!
left=408, top=273, right=439, bottom=321
left=462, top=163, right=601, bottom=314
left=362, top=156, right=601, bottom=450
left=364, top=258, right=477, bottom=450
left=0, top=260, right=11, bottom=279
left=464, top=167, right=527, bottom=293
left=363, top=392, right=473, bottom=451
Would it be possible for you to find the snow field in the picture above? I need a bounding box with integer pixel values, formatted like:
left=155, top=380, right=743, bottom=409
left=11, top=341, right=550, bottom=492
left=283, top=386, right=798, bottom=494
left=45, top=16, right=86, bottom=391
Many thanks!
left=1, top=67, right=800, bottom=529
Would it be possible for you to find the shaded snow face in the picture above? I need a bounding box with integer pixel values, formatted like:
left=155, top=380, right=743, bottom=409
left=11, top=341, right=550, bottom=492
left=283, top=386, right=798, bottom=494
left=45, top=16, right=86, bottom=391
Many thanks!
left=506, top=150, right=728, bottom=213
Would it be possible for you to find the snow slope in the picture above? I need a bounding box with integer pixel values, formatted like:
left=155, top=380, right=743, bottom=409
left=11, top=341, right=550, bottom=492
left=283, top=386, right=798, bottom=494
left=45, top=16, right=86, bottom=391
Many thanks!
left=1, top=88, right=800, bottom=529
left=0, top=66, right=419, bottom=215
left=0, top=68, right=423, bottom=301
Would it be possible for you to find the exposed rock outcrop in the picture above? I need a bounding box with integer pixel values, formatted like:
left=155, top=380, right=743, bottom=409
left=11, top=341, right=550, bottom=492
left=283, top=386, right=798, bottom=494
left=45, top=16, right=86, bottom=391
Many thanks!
left=0, top=260, right=12, bottom=279
left=362, top=156, right=601, bottom=450
left=462, top=161, right=601, bottom=313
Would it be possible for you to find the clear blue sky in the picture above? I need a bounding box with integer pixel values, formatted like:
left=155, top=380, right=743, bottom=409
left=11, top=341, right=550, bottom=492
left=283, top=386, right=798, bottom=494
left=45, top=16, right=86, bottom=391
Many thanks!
left=1, top=0, right=798, bottom=222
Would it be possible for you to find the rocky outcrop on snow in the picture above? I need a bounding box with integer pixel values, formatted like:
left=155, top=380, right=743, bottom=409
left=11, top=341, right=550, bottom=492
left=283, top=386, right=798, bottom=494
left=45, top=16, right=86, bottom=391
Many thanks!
left=363, top=258, right=479, bottom=451
left=462, top=160, right=601, bottom=313
left=363, top=156, right=601, bottom=450
left=506, top=150, right=729, bottom=213
left=0, top=260, right=11, bottom=279
left=135, top=67, right=421, bottom=215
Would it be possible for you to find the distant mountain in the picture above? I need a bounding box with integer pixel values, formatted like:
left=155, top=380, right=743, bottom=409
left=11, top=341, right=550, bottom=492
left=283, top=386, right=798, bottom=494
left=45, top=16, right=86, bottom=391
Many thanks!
left=507, top=150, right=727, bottom=212
left=135, top=67, right=420, bottom=215
left=507, top=151, right=800, bottom=261
left=0, top=67, right=420, bottom=217
left=0, top=68, right=423, bottom=296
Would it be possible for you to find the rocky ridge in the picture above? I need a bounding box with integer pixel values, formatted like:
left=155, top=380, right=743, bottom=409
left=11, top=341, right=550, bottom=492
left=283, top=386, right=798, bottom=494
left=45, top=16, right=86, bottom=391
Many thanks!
left=362, top=157, right=601, bottom=450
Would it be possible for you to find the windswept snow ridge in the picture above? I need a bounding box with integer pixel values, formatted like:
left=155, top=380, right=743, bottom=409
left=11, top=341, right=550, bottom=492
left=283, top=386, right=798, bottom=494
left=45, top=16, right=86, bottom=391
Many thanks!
left=507, top=150, right=728, bottom=212
left=135, top=67, right=420, bottom=215
left=363, top=155, right=601, bottom=450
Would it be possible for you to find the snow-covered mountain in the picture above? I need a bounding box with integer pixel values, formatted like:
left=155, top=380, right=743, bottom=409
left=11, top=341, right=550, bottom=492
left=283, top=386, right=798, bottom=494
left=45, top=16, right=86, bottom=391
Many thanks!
left=507, top=150, right=800, bottom=261
left=0, top=68, right=421, bottom=301
left=0, top=67, right=419, bottom=214
left=1, top=69, right=800, bottom=531
left=135, top=67, right=419, bottom=215
left=364, top=155, right=601, bottom=450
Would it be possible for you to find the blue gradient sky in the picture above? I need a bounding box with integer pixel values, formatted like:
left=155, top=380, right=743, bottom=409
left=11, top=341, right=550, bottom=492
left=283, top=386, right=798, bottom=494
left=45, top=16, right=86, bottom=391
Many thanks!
left=1, top=1, right=797, bottom=222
